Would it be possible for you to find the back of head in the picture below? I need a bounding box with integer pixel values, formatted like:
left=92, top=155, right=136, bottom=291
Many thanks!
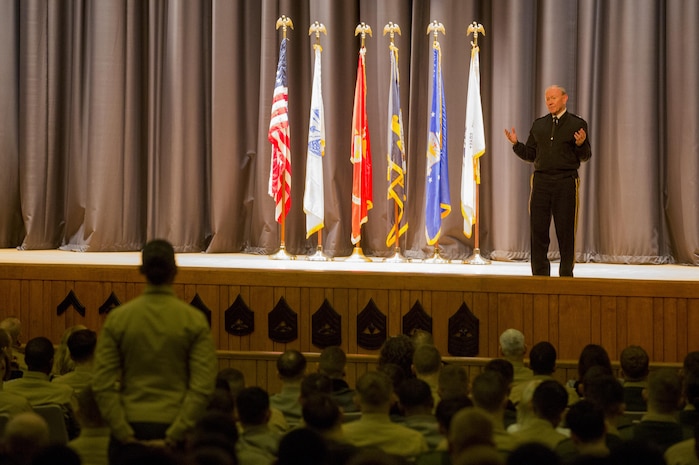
left=189, top=410, right=239, bottom=456
left=529, top=341, right=557, bottom=375
left=24, top=336, right=55, bottom=373
left=647, top=368, right=682, bottom=414
left=140, top=239, right=177, bottom=285
left=581, top=374, right=624, bottom=418
left=277, top=427, right=328, bottom=465
left=397, top=378, right=433, bottom=410
left=577, top=344, right=613, bottom=381
left=0, top=317, right=21, bottom=345
left=438, top=364, right=470, bottom=400
left=566, top=400, right=606, bottom=443
left=410, top=329, right=434, bottom=348
left=620, top=345, right=650, bottom=381
left=356, top=371, right=393, bottom=409
left=67, top=328, right=97, bottom=363
left=436, top=396, right=474, bottom=431
left=377, top=362, right=407, bottom=391
left=471, top=371, right=509, bottom=413
left=277, top=349, right=307, bottom=381
left=318, top=346, right=346, bottom=378
left=484, top=358, right=515, bottom=386
left=235, top=386, right=270, bottom=426
left=3, top=411, right=50, bottom=460
left=532, top=380, right=568, bottom=424
left=499, top=329, right=526, bottom=359
left=507, top=443, right=561, bottom=465
left=300, top=372, right=333, bottom=399
left=216, top=367, right=246, bottom=398
left=302, top=393, right=341, bottom=431
left=448, top=407, right=495, bottom=456
left=378, top=334, right=416, bottom=378
left=412, top=344, right=442, bottom=376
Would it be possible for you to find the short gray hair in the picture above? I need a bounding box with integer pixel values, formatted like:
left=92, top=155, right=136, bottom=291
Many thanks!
left=499, top=328, right=526, bottom=357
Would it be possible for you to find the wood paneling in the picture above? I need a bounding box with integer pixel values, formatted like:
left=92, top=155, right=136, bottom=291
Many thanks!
left=1, top=262, right=698, bottom=365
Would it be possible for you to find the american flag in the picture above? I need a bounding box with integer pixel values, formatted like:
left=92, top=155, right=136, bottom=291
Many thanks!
left=268, top=38, right=291, bottom=223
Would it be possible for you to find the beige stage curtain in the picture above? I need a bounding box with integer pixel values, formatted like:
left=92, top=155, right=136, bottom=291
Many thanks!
left=0, top=0, right=697, bottom=265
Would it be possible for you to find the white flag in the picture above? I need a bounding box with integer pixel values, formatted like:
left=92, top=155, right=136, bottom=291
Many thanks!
left=461, top=46, right=486, bottom=238
left=303, top=46, right=326, bottom=238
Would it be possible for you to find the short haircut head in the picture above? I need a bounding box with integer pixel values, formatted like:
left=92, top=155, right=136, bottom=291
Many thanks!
left=235, top=386, right=270, bottom=425
left=413, top=344, right=442, bottom=375
left=318, top=346, right=346, bottom=378
left=620, top=345, right=650, bottom=381
left=0, top=318, right=21, bottom=344
left=140, top=239, right=177, bottom=285
left=356, top=371, right=393, bottom=407
left=378, top=334, right=416, bottom=378
left=397, top=378, right=433, bottom=409
left=24, top=336, right=55, bottom=372
left=499, top=329, right=526, bottom=358
left=189, top=411, right=239, bottom=457
left=582, top=374, right=624, bottom=417
left=647, top=368, right=682, bottom=414
left=410, top=329, right=434, bottom=348
left=471, top=371, right=509, bottom=412
left=577, top=344, right=613, bottom=381
left=300, top=372, right=333, bottom=399
left=448, top=407, right=495, bottom=455
left=566, top=400, right=606, bottom=442
left=277, top=350, right=307, bottom=380
left=484, top=358, right=515, bottom=385
left=529, top=341, right=557, bottom=375
left=435, top=396, right=474, bottom=430
left=532, top=380, right=568, bottom=424
left=67, top=329, right=97, bottom=363
left=377, top=362, right=407, bottom=391
left=216, top=368, right=246, bottom=398
left=3, top=412, right=50, bottom=458
left=438, top=364, right=469, bottom=400
left=302, top=393, right=341, bottom=431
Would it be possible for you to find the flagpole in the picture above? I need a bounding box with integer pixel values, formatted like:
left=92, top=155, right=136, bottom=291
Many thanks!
left=423, top=20, right=449, bottom=265
left=306, top=21, right=332, bottom=262
left=464, top=22, right=490, bottom=265
left=347, top=22, right=373, bottom=263
left=383, top=22, right=408, bottom=264
left=270, top=15, right=296, bottom=260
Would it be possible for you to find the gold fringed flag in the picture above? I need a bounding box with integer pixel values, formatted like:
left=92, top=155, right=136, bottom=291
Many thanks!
left=268, top=38, right=292, bottom=223
left=461, top=43, right=485, bottom=238
left=303, top=44, right=325, bottom=238
left=350, top=46, right=373, bottom=245
left=386, top=42, right=408, bottom=248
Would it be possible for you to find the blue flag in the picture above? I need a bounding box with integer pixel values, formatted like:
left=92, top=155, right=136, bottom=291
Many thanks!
left=425, top=45, right=450, bottom=245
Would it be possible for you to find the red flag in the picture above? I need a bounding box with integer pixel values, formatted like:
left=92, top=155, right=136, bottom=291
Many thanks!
left=268, top=38, right=291, bottom=223
left=351, top=48, right=372, bottom=244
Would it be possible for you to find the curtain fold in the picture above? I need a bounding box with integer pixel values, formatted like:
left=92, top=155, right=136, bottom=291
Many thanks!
left=0, top=0, right=697, bottom=265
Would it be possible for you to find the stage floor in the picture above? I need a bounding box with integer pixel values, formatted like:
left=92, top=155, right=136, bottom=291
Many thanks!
left=0, top=248, right=697, bottom=281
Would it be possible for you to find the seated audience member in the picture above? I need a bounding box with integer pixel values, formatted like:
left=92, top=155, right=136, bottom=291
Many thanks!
left=0, top=411, right=50, bottom=465
left=510, top=380, right=569, bottom=449
left=498, top=329, right=533, bottom=405
left=413, top=345, right=443, bottom=410
left=410, top=329, right=435, bottom=349
left=620, top=345, right=650, bottom=412
left=576, top=373, right=627, bottom=447
left=276, top=427, right=328, bottom=465
left=270, top=350, right=307, bottom=429
left=186, top=411, right=239, bottom=465
left=377, top=362, right=409, bottom=422
left=484, top=358, right=517, bottom=429
left=235, top=386, right=281, bottom=465
left=554, top=400, right=609, bottom=464
left=471, top=371, right=517, bottom=455
left=68, top=385, right=110, bottom=465
left=664, top=424, right=699, bottom=465
left=0, top=340, right=31, bottom=416
left=518, top=341, right=578, bottom=406
left=438, top=364, right=470, bottom=401
left=622, top=367, right=691, bottom=452
left=52, top=325, right=88, bottom=377
left=343, top=370, right=428, bottom=458
left=574, top=344, right=613, bottom=398
left=378, top=335, right=416, bottom=381
left=318, top=346, right=359, bottom=413
left=4, top=336, right=78, bottom=438
left=448, top=408, right=499, bottom=462
left=506, top=442, right=561, bottom=465
left=397, top=378, right=441, bottom=450
left=215, top=367, right=288, bottom=433
left=432, top=396, right=474, bottom=452
left=680, top=372, right=699, bottom=429
left=0, top=317, right=26, bottom=375
left=300, top=372, right=333, bottom=403
left=53, top=328, right=97, bottom=395
left=302, top=393, right=359, bottom=465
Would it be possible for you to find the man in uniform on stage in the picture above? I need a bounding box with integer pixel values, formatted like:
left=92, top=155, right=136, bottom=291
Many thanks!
left=505, top=85, right=591, bottom=277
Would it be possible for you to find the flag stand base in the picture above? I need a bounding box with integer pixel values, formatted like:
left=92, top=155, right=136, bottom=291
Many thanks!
left=384, top=247, right=408, bottom=263
left=423, top=248, right=450, bottom=264
left=345, top=246, right=372, bottom=262
left=306, top=245, right=332, bottom=262
left=466, top=248, right=491, bottom=265
left=269, top=244, right=296, bottom=261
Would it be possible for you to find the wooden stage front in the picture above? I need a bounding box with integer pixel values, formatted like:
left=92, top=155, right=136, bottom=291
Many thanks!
left=1, top=248, right=697, bottom=364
